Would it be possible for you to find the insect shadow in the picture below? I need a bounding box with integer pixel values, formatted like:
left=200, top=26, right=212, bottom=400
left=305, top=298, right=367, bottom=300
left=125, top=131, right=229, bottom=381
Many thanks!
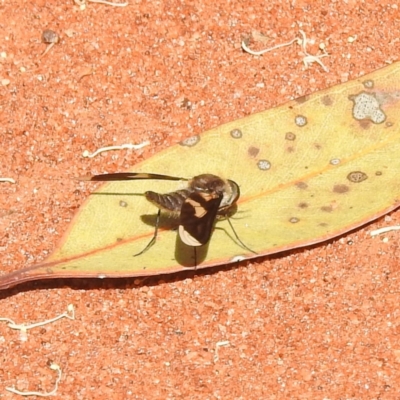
left=175, top=234, right=209, bottom=267
left=140, top=212, right=215, bottom=267
left=140, top=212, right=178, bottom=232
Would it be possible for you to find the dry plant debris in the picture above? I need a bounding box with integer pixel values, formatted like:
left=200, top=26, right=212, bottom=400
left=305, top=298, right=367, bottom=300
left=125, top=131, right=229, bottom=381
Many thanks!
left=74, top=0, right=129, bottom=10
left=242, top=30, right=329, bottom=72
left=41, top=29, right=60, bottom=58
left=82, top=141, right=150, bottom=158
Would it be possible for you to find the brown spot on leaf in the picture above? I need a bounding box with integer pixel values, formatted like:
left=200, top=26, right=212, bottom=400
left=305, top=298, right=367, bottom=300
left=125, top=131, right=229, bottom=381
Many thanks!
left=248, top=146, right=260, bottom=158
left=333, top=184, right=349, bottom=194
left=347, top=171, right=368, bottom=183
left=296, top=182, right=308, bottom=190
left=285, top=132, right=296, bottom=141
left=321, top=205, right=333, bottom=212
left=314, top=143, right=322, bottom=150
left=289, top=217, right=300, bottom=223
left=359, top=120, right=372, bottom=130
left=298, top=202, right=308, bottom=209
left=375, top=171, right=382, bottom=176
left=295, top=95, right=308, bottom=104
left=321, top=95, right=333, bottom=106
left=286, top=146, right=295, bottom=153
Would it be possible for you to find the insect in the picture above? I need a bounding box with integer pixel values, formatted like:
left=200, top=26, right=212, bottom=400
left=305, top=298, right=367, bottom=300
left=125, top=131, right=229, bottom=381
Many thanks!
left=83, top=172, right=254, bottom=261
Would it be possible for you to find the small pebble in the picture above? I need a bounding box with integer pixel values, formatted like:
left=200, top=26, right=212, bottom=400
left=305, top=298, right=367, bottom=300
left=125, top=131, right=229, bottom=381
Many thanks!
left=42, top=29, right=60, bottom=44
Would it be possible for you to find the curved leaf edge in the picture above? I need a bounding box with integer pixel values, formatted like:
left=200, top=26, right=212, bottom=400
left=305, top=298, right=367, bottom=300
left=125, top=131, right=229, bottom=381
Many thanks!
left=0, top=200, right=398, bottom=291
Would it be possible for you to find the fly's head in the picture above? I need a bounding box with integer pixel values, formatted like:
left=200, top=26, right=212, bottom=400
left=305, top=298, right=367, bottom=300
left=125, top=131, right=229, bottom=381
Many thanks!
left=189, top=174, right=240, bottom=211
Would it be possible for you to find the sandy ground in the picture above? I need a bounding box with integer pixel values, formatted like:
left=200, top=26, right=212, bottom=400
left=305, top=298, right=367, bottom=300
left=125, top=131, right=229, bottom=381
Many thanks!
left=1, top=1, right=400, bottom=398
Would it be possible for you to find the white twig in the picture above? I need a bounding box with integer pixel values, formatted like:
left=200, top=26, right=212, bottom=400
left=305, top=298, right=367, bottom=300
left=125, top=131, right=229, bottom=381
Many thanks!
left=89, top=0, right=128, bottom=5
left=241, top=37, right=299, bottom=56
left=2, top=307, right=72, bottom=395
left=41, top=42, right=55, bottom=58
left=0, top=304, right=75, bottom=331
left=370, top=226, right=400, bottom=237
left=6, top=363, right=62, bottom=397
left=82, top=141, right=150, bottom=158
left=298, top=30, right=329, bottom=72
left=74, top=0, right=128, bottom=8
left=242, top=29, right=329, bottom=72
left=214, top=340, right=230, bottom=362
left=0, top=177, right=16, bottom=183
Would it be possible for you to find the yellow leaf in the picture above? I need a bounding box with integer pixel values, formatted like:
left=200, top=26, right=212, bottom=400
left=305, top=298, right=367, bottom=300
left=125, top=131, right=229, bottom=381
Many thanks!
left=2, top=62, right=400, bottom=289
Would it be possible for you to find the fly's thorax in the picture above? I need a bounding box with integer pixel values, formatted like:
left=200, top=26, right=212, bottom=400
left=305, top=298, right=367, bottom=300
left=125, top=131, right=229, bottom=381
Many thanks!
left=189, top=174, right=226, bottom=194
left=189, top=174, right=240, bottom=209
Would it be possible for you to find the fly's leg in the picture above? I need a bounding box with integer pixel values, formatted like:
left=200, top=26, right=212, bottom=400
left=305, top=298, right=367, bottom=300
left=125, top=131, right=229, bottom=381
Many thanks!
left=226, top=217, right=257, bottom=254
left=134, top=209, right=161, bottom=257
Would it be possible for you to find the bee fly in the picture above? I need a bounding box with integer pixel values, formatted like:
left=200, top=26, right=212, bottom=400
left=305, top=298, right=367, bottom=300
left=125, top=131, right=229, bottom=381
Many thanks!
left=83, top=172, right=255, bottom=262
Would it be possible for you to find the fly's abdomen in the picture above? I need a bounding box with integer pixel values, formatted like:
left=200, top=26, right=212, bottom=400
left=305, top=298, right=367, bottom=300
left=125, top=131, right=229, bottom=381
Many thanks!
left=145, top=189, right=191, bottom=213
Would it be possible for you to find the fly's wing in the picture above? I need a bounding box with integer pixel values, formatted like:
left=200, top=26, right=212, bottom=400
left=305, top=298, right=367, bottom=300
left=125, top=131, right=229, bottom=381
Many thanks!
left=80, top=172, right=191, bottom=213
left=178, top=191, right=223, bottom=246
left=80, top=172, right=187, bottom=182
